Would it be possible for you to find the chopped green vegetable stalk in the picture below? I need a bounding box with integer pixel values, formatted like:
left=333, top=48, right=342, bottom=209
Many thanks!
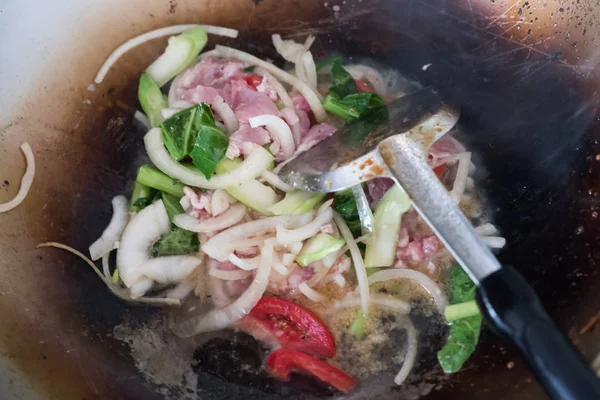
left=138, top=73, right=168, bottom=127
left=444, top=300, right=481, bottom=322
left=161, top=103, right=229, bottom=178
left=332, top=188, right=361, bottom=238
left=131, top=181, right=152, bottom=211
left=268, top=191, right=326, bottom=215
left=364, top=185, right=411, bottom=267
left=154, top=226, right=200, bottom=257
left=295, top=233, right=345, bottom=267
left=111, top=269, right=120, bottom=285
left=328, top=62, right=357, bottom=98
left=348, top=309, right=367, bottom=338
left=136, top=165, right=185, bottom=197
left=146, top=27, right=208, bottom=87
left=437, top=265, right=483, bottom=373
left=161, top=192, right=184, bottom=221
left=216, top=159, right=279, bottom=215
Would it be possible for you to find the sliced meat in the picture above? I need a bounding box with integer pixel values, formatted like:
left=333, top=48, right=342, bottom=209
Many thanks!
left=428, top=134, right=466, bottom=168
left=226, top=124, right=271, bottom=159
left=296, top=123, right=337, bottom=153
left=366, top=177, right=395, bottom=205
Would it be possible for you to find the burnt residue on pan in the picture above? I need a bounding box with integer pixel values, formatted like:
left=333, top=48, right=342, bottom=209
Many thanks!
left=1, top=0, right=600, bottom=399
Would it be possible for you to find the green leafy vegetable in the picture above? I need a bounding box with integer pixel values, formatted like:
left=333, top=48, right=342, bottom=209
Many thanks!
left=348, top=309, right=367, bottom=338
left=324, top=92, right=386, bottom=121
left=244, top=65, right=256, bottom=72
left=154, top=226, right=200, bottom=257
left=131, top=181, right=153, bottom=212
left=295, top=233, right=345, bottom=267
left=161, top=192, right=184, bottom=221
left=161, top=103, right=229, bottom=179
left=437, top=265, right=482, bottom=373
left=136, top=165, right=185, bottom=197
left=328, top=62, right=357, bottom=98
left=138, top=73, right=168, bottom=127
left=315, top=55, right=344, bottom=72
left=332, top=188, right=361, bottom=238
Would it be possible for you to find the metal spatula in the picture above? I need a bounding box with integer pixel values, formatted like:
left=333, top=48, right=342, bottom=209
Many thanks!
left=279, top=88, right=600, bottom=400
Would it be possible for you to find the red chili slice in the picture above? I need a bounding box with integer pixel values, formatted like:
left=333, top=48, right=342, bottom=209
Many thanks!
left=243, top=75, right=263, bottom=89
left=266, top=348, right=357, bottom=393
left=246, top=297, right=336, bottom=358
left=433, top=164, right=447, bottom=179
left=355, top=78, right=376, bottom=93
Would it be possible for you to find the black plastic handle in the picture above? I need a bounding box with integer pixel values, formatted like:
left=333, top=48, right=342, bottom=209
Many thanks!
left=477, top=266, right=600, bottom=400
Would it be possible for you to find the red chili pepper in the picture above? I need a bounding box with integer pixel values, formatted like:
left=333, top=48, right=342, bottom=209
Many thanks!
left=245, top=297, right=336, bottom=358
left=243, top=75, right=263, bottom=89
left=355, top=78, right=376, bottom=93
left=433, top=164, right=447, bottom=179
left=266, top=349, right=357, bottom=393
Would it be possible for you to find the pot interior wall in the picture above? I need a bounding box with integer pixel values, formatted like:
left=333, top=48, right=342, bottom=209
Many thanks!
left=1, top=0, right=599, bottom=399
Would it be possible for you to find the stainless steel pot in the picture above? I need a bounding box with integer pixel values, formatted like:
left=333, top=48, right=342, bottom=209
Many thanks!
left=1, top=0, right=599, bottom=398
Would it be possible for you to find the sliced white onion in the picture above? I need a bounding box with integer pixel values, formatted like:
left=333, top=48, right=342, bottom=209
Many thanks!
left=480, top=236, right=507, bottom=249
left=298, top=282, right=325, bottom=302
left=145, top=127, right=273, bottom=189
left=307, top=260, right=330, bottom=287
left=301, top=51, right=317, bottom=88
left=172, top=241, right=273, bottom=337
left=102, top=253, right=111, bottom=279
left=133, top=110, right=151, bottom=130
left=180, top=195, right=192, bottom=211
left=209, top=267, right=252, bottom=281
left=394, top=318, right=418, bottom=386
left=211, top=189, right=235, bottom=216
left=0, top=142, right=35, bottom=213
left=281, top=253, right=296, bottom=266
left=130, top=278, right=155, bottom=299
left=173, top=204, right=246, bottom=233
left=367, top=269, right=447, bottom=311
left=212, top=95, right=238, bottom=134
left=230, top=235, right=274, bottom=252
left=260, top=170, right=294, bottom=192
left=450, top=152, right=472, bottom=203
left=352, top=184, right=374, bottom=234
left=36, top=242, right=180, bottom=306
left=139, top=255, right=202, bottom=284
left=117, top=200, right=169, bottom=288
left=249, top=115, right=295, bottom=161
left=333, top=274, right=346, bottom=288
left=322, top=250, right=341, bottom=268
left=94, top=24, right=238, bottom=84
left=332, top=293, right=411, bottom=314
left=333, top=212, right=370, bottom=316
left=161, top=108, right=182, bottom=119
left=254, top=68, right=294, bottom=109
left=89, top=195, right=129, bottom=261
left=215, top=45, right=326, bottom=121
left=276, top=207, right=333, bottom=244
left=165, top=281, right=195, bottom=300
left=286, top=242, right=303, bottom=255
left=271, top=34, right=315, bottom=63
left=273, top=263, right=290, bottom=276
left=203, top=212, right=313, bottom=261
left=227, top=253, right=260, bottom=270
left=475, top=223, right=498, bottom=236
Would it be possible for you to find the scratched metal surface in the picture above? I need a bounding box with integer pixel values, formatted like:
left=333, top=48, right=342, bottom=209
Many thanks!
left=1, top=0, right=600, bottom=399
